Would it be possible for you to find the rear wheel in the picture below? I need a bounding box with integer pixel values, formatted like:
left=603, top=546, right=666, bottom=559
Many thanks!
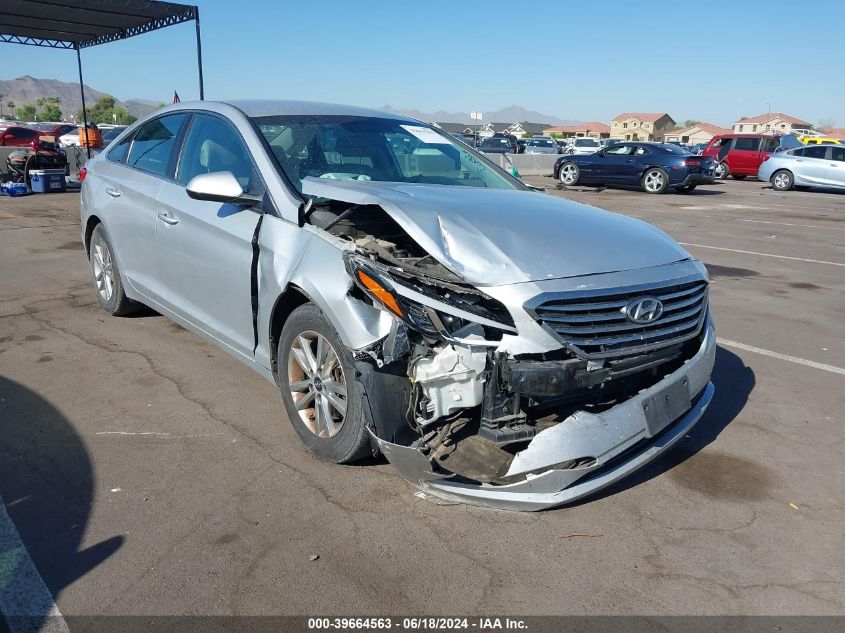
left=676, top=184, right=697, bottom=194
left=89, top=224, right=138, bottom=316
left=715, top=162, right=730, bottom=179
left=278, top=304, right=370, bottom=463
left=558, top=161, right=579, bottom=186
left=732, top=174, right=747, bottom=180
left=641, top=168, right=669, bottom=194
left=771, top=170, right=794, bottom=191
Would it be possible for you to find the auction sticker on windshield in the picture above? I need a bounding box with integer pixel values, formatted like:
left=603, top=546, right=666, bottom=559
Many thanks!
left=401, top=125, right=448, bottom=144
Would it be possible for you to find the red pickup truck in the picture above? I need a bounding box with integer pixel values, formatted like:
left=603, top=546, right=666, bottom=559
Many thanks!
left=702, top=134, right=780, bottom=180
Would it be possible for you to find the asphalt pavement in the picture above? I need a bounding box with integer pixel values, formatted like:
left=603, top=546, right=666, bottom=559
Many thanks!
left=0, top=178, right=843, bottom=621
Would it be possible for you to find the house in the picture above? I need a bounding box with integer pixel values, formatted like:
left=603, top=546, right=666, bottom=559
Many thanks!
left=610, top=113, right=676, bottom=141
left=731, top=112, right=811, bottom=135
left=432, top=122, right=474, bottom=135
left=663, top=122, right=732, bottom=145
left=477, top=121, right=549, bottom=138
left=543, top=122, right=610, bottom=139
left=823, top=127, right=845, bottom=139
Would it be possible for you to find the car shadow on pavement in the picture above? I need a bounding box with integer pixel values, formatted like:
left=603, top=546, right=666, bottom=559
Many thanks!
left=566, top=345, right=755, bottom=506
left=0, top=376, right=123, bottom=630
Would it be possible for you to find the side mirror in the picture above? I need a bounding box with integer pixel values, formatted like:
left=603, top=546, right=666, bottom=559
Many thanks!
left=186, top=171, right=260, bottom=206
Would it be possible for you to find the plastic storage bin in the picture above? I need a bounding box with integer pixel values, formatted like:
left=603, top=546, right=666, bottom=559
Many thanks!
left=29, top=169, right=67, bottom=193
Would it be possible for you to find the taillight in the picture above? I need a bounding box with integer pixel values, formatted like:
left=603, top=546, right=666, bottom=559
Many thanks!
left=683, top=159, right=701, bottom=166
left=78, top=166, right=87, bottom=182
left=30, top=140, right=39, bottom=150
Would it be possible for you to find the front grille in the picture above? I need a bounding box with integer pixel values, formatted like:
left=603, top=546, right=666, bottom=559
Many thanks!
left=529, top=277, right=708, bottom=360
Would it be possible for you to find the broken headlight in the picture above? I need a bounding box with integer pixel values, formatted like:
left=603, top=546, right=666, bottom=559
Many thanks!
left=345, top=255, right=515, bottom=341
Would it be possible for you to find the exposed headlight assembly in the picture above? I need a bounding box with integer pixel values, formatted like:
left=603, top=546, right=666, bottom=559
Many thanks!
left=344, top=254, right=516, bottom=342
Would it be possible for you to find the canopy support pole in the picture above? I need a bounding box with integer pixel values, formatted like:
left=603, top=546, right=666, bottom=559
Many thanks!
left=194, top=7, right=204, bottom=100
left=75, top=46, right=90, bottom=159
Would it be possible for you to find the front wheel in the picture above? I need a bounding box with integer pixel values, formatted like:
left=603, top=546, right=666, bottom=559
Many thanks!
left=641, top=168, right=669, bottom=194
left=278, top=304, right=371, bottom=463
left=558, top=161, right=580, bottom=186
left=771, top=170, right=794, bottom=192
left=715, top=162, right=730, bottom=179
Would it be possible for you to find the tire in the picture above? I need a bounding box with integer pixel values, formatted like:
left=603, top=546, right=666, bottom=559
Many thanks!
left=641, top=167, right=669, bottom=194
left=732, top=174, right=747, bottom=180
left=88, top=224, right=138, bottom=316
left=558, top=161, right=580, bottom=186
left=676, top=184, right=697, bottom=194
left=715, top=162, right=730, bottom=179
left=771, top=170, right=794, bottom=192
left=278, top=303, right=370, bottom=463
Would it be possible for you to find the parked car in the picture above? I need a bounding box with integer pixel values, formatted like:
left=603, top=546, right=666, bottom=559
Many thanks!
left=516, top=138, right=529, bottom=154
left=688, top=143, right=706, bottom=155
left=101, top=126, right=129, bottom=143
left=524, top=136, right=558, bottom=154
left=477, top=136, right=513, bottom=154
left=555, top=139, right=567, bottom=153
left=59, top=128, right=81, bottom=147
left=701, top=134, right=780, bottom=180
left=0, top=125, right=43, bottom=146
left=758, top=144, right=845, bottom=192
left=555, top=141, right=716, bottom=193
left=80, top=100, right=715, bottom=511
left=565, top=137, right=602, bottom=155
left=797, top=136, right=841, bottom=146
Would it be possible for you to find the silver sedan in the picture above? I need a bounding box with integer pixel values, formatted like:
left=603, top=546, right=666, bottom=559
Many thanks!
left=759, top=144, right=845, bottom=191
left=80, top=100, right=714, bottom=511
left=524, top=136, right=558, bottom=154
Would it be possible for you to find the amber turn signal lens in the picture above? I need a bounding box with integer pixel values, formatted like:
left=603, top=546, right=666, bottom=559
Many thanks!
left=356, top=271, right=404, bottom=317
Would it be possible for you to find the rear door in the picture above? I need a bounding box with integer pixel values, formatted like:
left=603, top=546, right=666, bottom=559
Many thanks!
left=154, top=112, right=265, bottom=358
left=730, top=136, right=761, bottom=174
left=829, top=146, right=845, bottom=187
left=93, top=113, right=189, bottom=300
left=794, top=145, right=829, bottom=185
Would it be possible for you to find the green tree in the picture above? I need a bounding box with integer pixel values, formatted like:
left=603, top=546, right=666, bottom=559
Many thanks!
left=16, top=103, right=37, bottom=121
left=683, top=119, right=701, bottom=128
left=37, top=96, right=63, bottom=121
left=76, top=96, right=136, bottom=125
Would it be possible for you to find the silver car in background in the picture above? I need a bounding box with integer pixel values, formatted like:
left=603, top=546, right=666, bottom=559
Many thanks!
left=759, top=143, right=845, bottom=191
left=566, top=137, right=602, bottom=155
left=524, top=136, right=558, bottom=154
left=80, top=100, right=715, bottom=511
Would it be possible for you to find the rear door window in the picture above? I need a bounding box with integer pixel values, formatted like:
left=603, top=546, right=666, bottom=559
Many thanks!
left=831, top=147, right=845, bottom=162
left=127, top=113, right=189, bottom=177
left=734, top=137, right=761, bottom=151
left=803, top=146, right=828, bottom=159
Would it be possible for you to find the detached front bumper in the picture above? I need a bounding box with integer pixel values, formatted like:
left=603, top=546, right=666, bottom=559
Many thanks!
left=372, top=320, right=716, bottom=512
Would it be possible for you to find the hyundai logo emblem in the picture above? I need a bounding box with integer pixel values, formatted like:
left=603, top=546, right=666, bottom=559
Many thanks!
left=624, top=297, right=664, bottom=324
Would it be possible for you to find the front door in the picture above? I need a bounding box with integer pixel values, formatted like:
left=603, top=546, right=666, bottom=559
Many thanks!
left=154, top=113, right=265, bottom=359
left=594, top=143, right=636, bottom=182
left=828, top=146, right=845, bottom=187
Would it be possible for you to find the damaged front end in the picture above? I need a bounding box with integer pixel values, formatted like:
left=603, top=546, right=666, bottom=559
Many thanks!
left=301, top=179, right=716, bottom=512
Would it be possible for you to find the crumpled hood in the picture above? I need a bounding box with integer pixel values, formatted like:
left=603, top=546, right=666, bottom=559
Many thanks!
left=301, top=178, right=691, bottom=286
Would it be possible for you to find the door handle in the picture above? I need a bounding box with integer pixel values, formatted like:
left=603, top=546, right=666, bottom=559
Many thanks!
left=157, top=211, right=179, bottom=225
left=105, top=187, right=121, bottom=198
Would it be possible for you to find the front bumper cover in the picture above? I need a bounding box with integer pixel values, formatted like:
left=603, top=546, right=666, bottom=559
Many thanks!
left=372, top=319, right=716, bottom=511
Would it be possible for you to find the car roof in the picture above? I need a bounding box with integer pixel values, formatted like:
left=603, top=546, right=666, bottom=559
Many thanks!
left=223, top=99, right=420, bottom=121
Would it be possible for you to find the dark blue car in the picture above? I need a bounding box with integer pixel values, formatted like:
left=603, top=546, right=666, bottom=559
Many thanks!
left=554, top=142, right=717, bottom=193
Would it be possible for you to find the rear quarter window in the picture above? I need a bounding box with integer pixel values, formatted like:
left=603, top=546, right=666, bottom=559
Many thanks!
left=107, top=133, right=133, bottom=163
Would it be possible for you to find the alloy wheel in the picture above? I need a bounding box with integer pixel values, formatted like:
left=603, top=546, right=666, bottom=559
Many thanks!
left=560, top=164, right=578, bottom=185
left=288, top=331, right=348, bottom=438
left=644, top=170, right=664, bottom=192
left=92, top=238, right=114, bottom=302
left=773, top=172, right=791, bottom=190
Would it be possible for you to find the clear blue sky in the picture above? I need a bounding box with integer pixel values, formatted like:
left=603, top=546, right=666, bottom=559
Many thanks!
left=2, top=0, right=843, bottom=127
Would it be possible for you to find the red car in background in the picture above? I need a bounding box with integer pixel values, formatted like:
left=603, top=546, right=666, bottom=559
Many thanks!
left=0, top=125, right=44, bottom=147
left=702, top=134, right=780, bottom=180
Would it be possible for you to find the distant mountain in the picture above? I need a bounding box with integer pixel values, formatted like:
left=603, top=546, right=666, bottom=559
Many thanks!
left=0, top=75, right=117, bottom=121
left=0, top=76, right=166, bottom=122
left=379, top=104, right=580, bottom=126
left=123, top=98, right=165, bottom=119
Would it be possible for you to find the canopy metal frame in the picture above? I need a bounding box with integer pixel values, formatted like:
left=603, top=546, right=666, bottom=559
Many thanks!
left=0, top=0, right=205, bottom=157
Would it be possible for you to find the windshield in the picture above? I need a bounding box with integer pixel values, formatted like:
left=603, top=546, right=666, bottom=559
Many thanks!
left=480, top=137, right=511, bottom=147
left=575, top=138, right=599, bottom=147
left=253, top=115, right=520, bottom=193
left=530, top=139, right=555, bottom=147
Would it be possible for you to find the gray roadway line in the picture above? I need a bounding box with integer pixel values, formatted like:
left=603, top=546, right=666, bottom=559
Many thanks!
left=0, top=496, right=70, bottom=633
